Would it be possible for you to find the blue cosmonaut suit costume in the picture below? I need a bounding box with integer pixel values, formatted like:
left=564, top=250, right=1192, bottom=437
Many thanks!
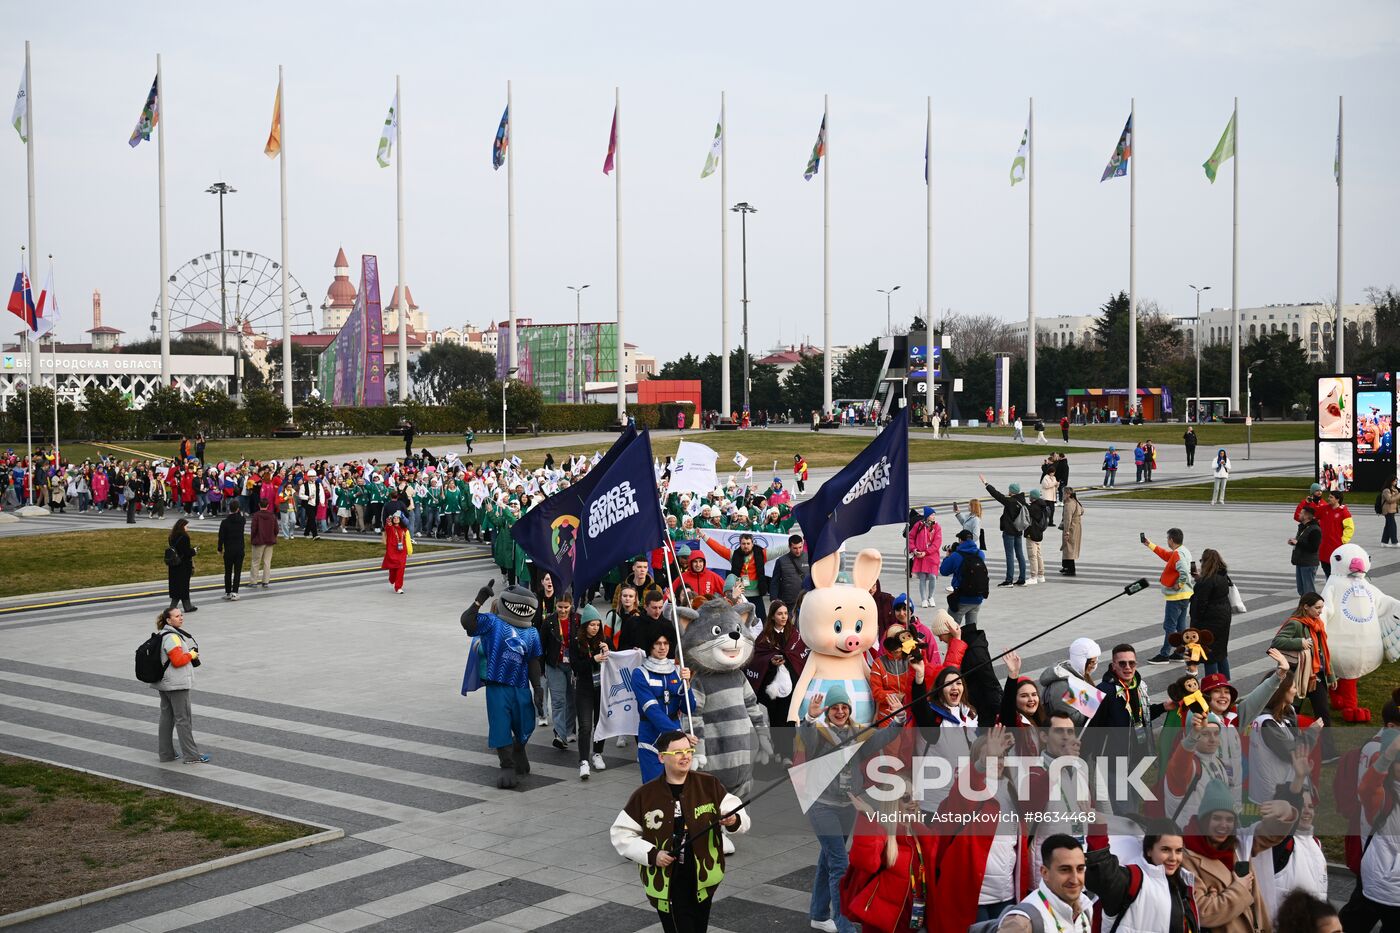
left=630, top=629, right=696, bottom=782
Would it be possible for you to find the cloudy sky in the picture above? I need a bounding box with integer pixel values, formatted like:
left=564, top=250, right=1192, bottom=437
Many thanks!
left=7, top=1, right=1399, bottom=361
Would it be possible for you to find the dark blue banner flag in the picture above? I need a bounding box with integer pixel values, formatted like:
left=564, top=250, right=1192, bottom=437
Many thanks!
left=573, top=429, right=667, bottom=594
left=510, top=426, right=636, bottom=592
left=792, top=407, right=909, bottom=564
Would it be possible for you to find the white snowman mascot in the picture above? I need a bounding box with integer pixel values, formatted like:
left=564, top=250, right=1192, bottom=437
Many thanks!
left=1320, top=543, right=1400, bottom=723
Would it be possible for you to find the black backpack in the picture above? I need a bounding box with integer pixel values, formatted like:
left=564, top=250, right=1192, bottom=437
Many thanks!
left=163, top=546, right=179, bottom=567
left=135, top=632, right=170, bottom=683
left=956, top=550, right=990, bottom=600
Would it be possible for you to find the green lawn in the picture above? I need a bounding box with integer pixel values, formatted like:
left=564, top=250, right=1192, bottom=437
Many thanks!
left=1100, top=475, right=1313, bottom=504
left=47, top=431, right=1046, bottom=471
left=0, top=528, right=448, bottom=599
left=942, top=422, right=1313, bottom=447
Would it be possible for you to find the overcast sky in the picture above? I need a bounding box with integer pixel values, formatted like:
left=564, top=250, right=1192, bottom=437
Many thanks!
left=8, top=1, right=1399, bottom=361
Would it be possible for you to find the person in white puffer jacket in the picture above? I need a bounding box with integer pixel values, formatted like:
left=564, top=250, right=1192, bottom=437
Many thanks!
left=1339, top=731, right=1400, bottom=931
left=1084, top=819, right=1201, bottom=933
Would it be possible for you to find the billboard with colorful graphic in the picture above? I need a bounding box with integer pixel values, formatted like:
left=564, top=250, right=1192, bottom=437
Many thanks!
left=317, top=255, right=387, bottom=406
left=496, top=320, right=619, bottom=403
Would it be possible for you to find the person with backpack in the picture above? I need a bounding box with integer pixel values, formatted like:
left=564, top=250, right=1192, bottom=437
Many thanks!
left=217, top=500, right=246, bottom=602
left=979, top=474, right=1029, bottom=587
left=143, top=606, right=210, bottom=764
left=940, top=530, right=989, bottom=630
left=1025, top=489, right=1052, bottom=586
left=165, top=518, right=198, bottom=613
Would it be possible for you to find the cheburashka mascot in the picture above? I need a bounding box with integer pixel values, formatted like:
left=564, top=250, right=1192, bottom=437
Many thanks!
left=461, top=580, right=542, bottom=788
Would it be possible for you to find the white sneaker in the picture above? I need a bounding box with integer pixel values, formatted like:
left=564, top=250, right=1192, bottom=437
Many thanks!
left=1024, top=578, right=1037, bottom=586
left=579, top=761, right=590, bottom=780
left=592, top=753, right=607, bottom=771
left=230, top=593, right=240, bottom=601
left=811, top=921, right=839, bottom=933
left=616, top=736, right=629, bottom=748
left=1037, top=576, right=1046, bottom=584
left=538, top=716, right=550, bottom=728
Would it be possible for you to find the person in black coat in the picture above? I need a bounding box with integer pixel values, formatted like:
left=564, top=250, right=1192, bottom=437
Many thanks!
left=402, top=420, right=415, bottom=459
left=1189, top=548, right=1234, bottom=678
left=771, top=534, right=809, bottom=609
left=217, top=501, right=246, bottom=601
left=1288, top=507, right=1322, bottom=597
left=979, top=473, right=1029, bottom=587
left=1053, top=453, right=1069, bottom=502
left=1183, top=426, right=1199, bottom=466
left=166, top=519, right=199, bottom=612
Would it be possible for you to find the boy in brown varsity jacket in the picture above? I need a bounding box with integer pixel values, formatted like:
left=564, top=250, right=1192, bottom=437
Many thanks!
left=610, top=730, right=750, bottom=932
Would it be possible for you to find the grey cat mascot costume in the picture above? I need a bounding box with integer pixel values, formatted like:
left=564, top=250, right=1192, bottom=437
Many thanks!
left=682, top=599, right=773, bottom=799
left=461, top=581, right=542, bottom=789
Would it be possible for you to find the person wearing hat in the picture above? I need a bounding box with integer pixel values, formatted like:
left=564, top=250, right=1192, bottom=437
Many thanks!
left=1181, top=773, right=1304, bottom=933
left=673, top=546, right=725, bottom=602
left=1102, top=445, right=1120, bottom=487
left=907, top=507, right=942, bottom=607
left=1037, top=637, right=1102, bottom=729
left=1293, top=482, right=1325, bottom=524
left=1025, top=488, right=1053, bottom=586
left=980, top=474, right=1029, bottom=587
left=793, top=454, right=809, bottom=497
left=298, top=469, right=327, bottom=539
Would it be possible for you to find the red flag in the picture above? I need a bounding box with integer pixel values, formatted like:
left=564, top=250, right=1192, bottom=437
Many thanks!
left=603, top=105, right=617, bottom=175
left=7, top=271, right=36, bottom=331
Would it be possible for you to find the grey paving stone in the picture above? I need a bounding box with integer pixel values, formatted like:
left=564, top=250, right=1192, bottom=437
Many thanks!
left=709, top=895, right=812, bottom=931
left=530, top=900, right=658, bottom=933
left=764, top=864, right=815, bottom=893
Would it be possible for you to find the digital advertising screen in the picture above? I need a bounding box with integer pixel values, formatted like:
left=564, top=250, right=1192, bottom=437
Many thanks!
left=1317, top=376, right=1353, bottom=439
left=1317, top=441, right=1354, bottom=492
left=1353, top=373, right=1396, bottom=489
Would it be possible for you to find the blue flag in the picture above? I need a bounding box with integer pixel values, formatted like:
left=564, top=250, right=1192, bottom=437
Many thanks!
left=492, top=104, right=509, bottom=170
left=510, top=426, right=636, bottom=592
left=573, top=429, right=667, bottom=594
left=792, top=407, right=909, bottom=564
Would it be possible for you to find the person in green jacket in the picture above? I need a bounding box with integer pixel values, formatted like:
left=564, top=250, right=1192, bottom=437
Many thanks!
left=442, top=481, right=462, bottom=539
left=464, top=428, right=475, bottom=455
left=367, top=476, right=389, bottom=532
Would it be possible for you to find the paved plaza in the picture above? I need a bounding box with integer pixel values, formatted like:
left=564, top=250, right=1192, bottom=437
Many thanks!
left=0, top=435, right=1375, bottom=931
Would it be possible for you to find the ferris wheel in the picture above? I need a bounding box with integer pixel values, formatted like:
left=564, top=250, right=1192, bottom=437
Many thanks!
left=153, top=249, right=315, bottom=345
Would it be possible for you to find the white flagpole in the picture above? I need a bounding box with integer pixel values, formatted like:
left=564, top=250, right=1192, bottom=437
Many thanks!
left=1332, top=93, right=1344, bottom=369
left=822, top=94, right=832, bottom=414
left=1128, top=97, right=1138, bottom=415
left=1229, top=97, right=1240, bottom=413
left=24, top=42, right=40, bottom=444
left=720, top=90, right=730, bottom=418
left=614, top=86, right=626, bottom=423
left=396, top=74, right=408, bottom=402
left=278, top=66, right=293, bottom=412
left=655, top=499, right=695, bottom=732
left=1026, top=97, right=1035, bottom=418
left=48, top=254, right=58, bottom=459
left=507, top=79, right=518, bottom=374
left=21, top=248, right=33, bottom=504
left=157, top=53, right=170, bottom=388
left=925, top=95, right=934, bottom=429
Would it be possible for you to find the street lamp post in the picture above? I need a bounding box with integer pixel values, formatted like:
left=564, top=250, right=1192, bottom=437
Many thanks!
left=877, top=285, right=902, bottom=336
left=1246, top=360, right=1262, bottom=460
left=205, top=182, right=236, bottom=358
left=502, top=366, right=519, bottom=459
left=1188, top=284, right=1211, bottom=422
left=568, top=284, right=590, bottom=403
left=731, top=202, right=756, bottom=417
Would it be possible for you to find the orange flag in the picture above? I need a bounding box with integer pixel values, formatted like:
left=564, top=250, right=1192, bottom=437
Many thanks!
left=264, top=81, right=282, bottom=158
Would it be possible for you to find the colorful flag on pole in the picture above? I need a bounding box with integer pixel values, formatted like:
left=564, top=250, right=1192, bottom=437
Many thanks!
left=7, top=266, right=36, bottom=332
left=603, top=105, right=618, bottom=175
left=264, top=80, right=282, bottom=158
left=1203, top=111, right=1236, bottom=183
left=1100, top=114, right=1132, bottom=182
left=128, top=75, right=159, bottom=148
left=924, top=115, right=929, bottom=184
left=1061, top=673, right=1105, bottom=719
left=34, top=267, right=58, bottom=336
left=1010, top=114, right=1029, bottom=186
left=804, top=113, right=826, bottom=181
left=701, top=111, right=722, bottom=178
left=11, top=68, right=27, bottom=143
left=492, top=104, right=509, bottom=170
left=376, top=92, right=398, bottom=168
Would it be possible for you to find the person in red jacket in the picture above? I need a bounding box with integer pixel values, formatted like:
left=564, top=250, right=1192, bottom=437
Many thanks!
left=382, top=511, right=409, bottom=594
left=249, top=499, right=279, bottom=588
left=1313, top=489, right=1354, bottom=578
left=672, top=546, right=725, bottom=600
left=840, top=782, right=939, bottom=933
left=1293, top=482, right=1325, bottom=522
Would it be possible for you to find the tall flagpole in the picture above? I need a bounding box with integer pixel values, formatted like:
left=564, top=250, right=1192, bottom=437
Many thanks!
left=507, top=79, right=518, bottom=373
left=1128, top=97, right=1138, bottom=415
left=822, top=93, right=832, bottom=414
left=720, top=90, right=730, bottom=419
left=1026, top=97, right=1035, bottom=418
left=1332, top=94, right=1344, bottom=369
left=395, top=74, right=408, bottom=402
left=157, top=53, right=170, bottom=387
left=924, top=95, right=934, bottom=428
left=21, top=249, right=33, bottom=504
left=614, top=86, right=626, bottom=422
left=24, top=42, right=40, bottom=437
left=48, top=255, right=58, bottom=459
left=1229, top=97, right=1240, bottom=413
left=278, top=66, right=293, bottom=412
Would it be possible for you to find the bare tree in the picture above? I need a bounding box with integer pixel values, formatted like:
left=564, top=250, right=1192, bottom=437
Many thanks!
left=941, top=310, right=1012, bottom=359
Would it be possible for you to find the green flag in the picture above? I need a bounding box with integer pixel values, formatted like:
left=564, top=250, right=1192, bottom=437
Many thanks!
left=701, top=112, right=721, bottom=178
left=376, top=92, right=398, bottom=168
left=11, top=68, right=27, bottom=143
left=1203, top=111, right=1236, bottom=183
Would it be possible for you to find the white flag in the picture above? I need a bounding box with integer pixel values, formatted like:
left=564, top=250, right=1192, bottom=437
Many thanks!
left=1062, top=673, right=1105, bottom=719
left=744, top=465, right=753, bottom=481
left=376, top=92, right=398, bottom=168
left=11, top=68, right=27, bottom=143
left=593, top=649, right=644, bottom=740
left=669, top=441, right=720, bottom=496
left=1010, top=113, right=1029, bottom=186
left=700, top=111, right=722, bottom=178
left=34, top=268, right=59, bottom=336
left=733, top=451, right=748, bottom=468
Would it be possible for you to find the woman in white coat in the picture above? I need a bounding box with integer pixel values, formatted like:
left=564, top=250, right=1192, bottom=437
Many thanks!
left=1210, top=449, right=1232, bottom=505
